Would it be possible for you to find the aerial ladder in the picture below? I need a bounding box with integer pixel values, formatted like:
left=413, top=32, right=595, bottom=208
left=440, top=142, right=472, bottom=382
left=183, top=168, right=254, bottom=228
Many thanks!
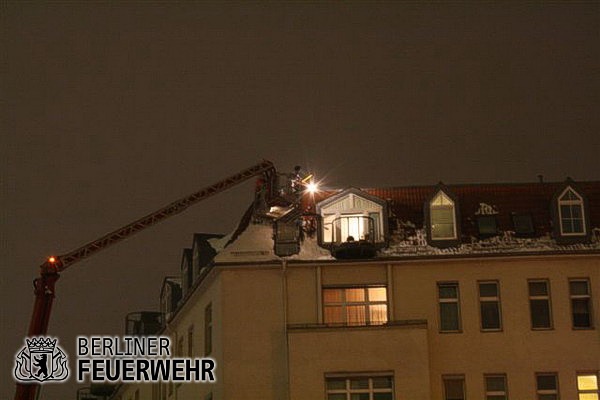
left=15, top=160, right=277, bottom=400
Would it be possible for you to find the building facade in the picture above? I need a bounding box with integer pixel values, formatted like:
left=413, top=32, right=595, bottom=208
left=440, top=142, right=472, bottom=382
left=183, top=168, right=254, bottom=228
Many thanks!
left=108, top=179, right=600, bottom=400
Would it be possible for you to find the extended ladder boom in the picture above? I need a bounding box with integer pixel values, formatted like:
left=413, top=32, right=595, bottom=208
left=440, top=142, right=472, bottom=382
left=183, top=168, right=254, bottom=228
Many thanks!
left=15, top=160, right=276, bottom=400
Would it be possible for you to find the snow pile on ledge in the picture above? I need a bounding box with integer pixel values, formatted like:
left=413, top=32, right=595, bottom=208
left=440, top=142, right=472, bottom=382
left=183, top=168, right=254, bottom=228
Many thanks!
left=288, top=236, right=334, bottom=261
left=213, top=223, right=278, bottom=263
left=380, top=228, right=600, bottom=258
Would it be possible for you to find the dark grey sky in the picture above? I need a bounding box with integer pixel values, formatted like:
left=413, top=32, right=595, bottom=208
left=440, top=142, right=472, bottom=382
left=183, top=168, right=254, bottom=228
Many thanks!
left=1, top=2, right=598, bottom=398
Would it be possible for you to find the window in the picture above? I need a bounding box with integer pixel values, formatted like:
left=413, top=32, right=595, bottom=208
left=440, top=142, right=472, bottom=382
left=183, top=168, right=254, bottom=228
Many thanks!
left=536, top=373, right=559, bottom=400
left=205, top=303, right=213, bottom=356
left=485, top=374, right=508, bottom=400
left=187, top=325, right=194, bottom=357
left=577, top=373, right=599, bottom=400
left=318, top=189, right=386, bottom=244
left=512, top=213, right=534, bottom=236
left=479, top=281, right=502, bottom=331
left=570, top=279, right=593, bottom=328
left=438, top=283, right=461, bottom=332
left=326, top=375, right=393, bottom=400
left=443, top=375, right=465, bottom=400
left=478, top=216, right=498, bottom=237
left=558, top=187, right=586, bottom=235
left=430, top=191, right=457, bottom=240
left=529, top=280, right=553, bottom=329
left=323, top=286, right=388, bottom=326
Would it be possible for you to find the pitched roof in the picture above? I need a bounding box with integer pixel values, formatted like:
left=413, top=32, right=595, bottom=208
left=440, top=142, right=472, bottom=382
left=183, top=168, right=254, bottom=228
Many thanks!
left=306, top=180, right=600, bottom=238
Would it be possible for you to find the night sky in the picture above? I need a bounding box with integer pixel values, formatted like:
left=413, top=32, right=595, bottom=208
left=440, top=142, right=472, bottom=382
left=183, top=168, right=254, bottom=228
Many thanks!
left=1, top=2, right=599, bottom=398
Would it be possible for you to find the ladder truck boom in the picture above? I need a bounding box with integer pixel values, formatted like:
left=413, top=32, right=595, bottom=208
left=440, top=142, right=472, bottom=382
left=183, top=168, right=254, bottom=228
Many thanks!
left=15, top=160, right=276, bottom=400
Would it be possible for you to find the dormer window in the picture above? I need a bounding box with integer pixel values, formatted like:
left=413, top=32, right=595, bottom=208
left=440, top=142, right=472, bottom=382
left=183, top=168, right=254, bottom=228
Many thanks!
left=316, top=188, right=387, bottom=247
left=430, top=191, right=457, bottom=240
left=558, top=187, right=585, bottom=236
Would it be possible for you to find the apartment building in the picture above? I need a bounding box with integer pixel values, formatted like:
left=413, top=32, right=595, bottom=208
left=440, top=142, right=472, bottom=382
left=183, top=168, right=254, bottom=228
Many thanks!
left=108, top=178, right=599, bottom=400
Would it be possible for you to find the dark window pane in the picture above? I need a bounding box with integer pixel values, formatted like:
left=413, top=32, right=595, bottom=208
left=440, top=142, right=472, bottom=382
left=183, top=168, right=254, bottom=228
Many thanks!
left=485, top=376, right=506, bottom=391
left=440, top=303, right=460, bottom=331
left=571, top=205, right=582, bottom=218
left=538, top=395, right=557, bottom=400
left=487, top=396, right=506, bottom=400
left=561, top=205, right=572, bottom=218
left=373, top=394, right=393, bottom=400
left=529, top=281, right=548, bottom=296
left=480, top=283, right=498, bottom=297
left=570, top=281, right=589, bottom=295
left=350, top=378, right=369, bottom=389
left=328, top=395, right=346, bottom=400
left=513, top=214, right=534, bottom=235
left=372, top=376, right=393, bottom=388
left=562, top=219, right=573, bottom=233
left=444, top=378, right=465, bottom=400
left=478, top=216, right=498, bottom=236
left=327, top=379, right=346, bottom=390
left=572, top=299, right=592, bottom=327
left=481, top=302, right=501, bottom=329
left=350, top=394, right=369, bottom=400
left=531, top=299, right=552, bottom=328
left=537, top=375, right=557, bottom=390
left=572, top=219, right=583, bottom=233
left=439, top=285, right=458, bottom=299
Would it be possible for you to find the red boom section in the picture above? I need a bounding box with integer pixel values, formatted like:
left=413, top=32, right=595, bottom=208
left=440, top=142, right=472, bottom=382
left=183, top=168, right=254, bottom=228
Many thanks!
left=15, top=160, right=276, bottom=400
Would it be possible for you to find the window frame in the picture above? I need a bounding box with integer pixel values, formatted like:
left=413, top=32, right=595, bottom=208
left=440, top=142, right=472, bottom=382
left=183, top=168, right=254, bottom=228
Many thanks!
left=478, top=280, right=503, bottom=332
left=325, top=372, right=394, bottom=400
left=443, top=374, right=466, bottom=400
left=437, top=282, right=462, bottom=333
left=477, top=215, right=499, bottom=238
left=557, top=187, right=586, bottom=236
left=528, top=279, right=553, bottom=330
left=430, top=191, right=458, bottom=241
left=322, top=285, right=389, bottom=326
left=484, top=373, right=508, bottom=400
left=511, top=213, right=535, bottom=237
left=536, top=372, right=559, bottom=400
left=569, top=278, right=594, bottom=330
left=576, top=371, right=599, bottom=400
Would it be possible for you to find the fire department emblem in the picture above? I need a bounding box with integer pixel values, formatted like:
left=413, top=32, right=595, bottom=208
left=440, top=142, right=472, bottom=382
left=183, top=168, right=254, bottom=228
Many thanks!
left=14, top=337, right=68, bottom=382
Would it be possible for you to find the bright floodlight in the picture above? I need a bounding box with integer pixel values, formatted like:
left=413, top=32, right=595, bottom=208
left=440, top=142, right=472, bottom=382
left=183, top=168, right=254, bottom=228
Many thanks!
left=307, top=182, right=318, bottom=193
left=48, top=256, right=56, bottom=263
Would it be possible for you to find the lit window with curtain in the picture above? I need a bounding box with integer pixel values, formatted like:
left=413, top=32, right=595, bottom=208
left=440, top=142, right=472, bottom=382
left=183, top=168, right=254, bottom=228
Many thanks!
left=577, top=373, right=599, bottom=400
left=558, top=187, right=586, bottom=235
left=323, top=286, right=388, bottom=326
left=430, top=191, right=457, bottom=240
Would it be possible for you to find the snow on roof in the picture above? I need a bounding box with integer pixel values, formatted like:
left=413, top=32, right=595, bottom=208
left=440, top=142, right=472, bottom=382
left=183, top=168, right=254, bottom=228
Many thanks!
left=213, top=222, right=279, bottom=263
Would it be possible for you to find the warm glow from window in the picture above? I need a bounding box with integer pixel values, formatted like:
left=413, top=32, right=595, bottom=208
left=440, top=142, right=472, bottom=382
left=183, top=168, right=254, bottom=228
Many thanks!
left=430, top=191, right=456, bottom=240
left=579, top=375, right=598, bottom=391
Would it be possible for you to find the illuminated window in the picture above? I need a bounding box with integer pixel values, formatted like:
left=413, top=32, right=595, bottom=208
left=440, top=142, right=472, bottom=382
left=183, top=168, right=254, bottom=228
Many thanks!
left=204, top=303, right=213, bottom=356
left=318, top=189, right=386, bottom=244
left=570, top=279, right=593, bottom=328
left=536, top=373, right=559, bottom=400
left=528, top=280, right=553, bottom=329
left=430, top=191, right=457, bottom=240
left=558, top=187, right=586, bottom=235
left=577, top=373, right=599, bottom=400
left=485, top=374, right=508, bottom=400
left=443, top=375, right=465, bottom=400
left=326, top=375, right=393, bottom=400
left=323, top=286, right=388, bottom=326
left=438, top=282, right=461, bottom=332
